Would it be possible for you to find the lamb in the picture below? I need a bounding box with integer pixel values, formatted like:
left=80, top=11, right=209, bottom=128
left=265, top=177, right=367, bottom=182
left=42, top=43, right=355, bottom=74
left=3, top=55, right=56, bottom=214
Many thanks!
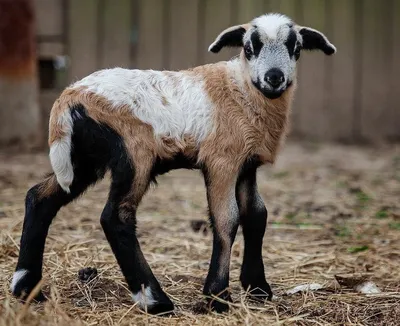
left=11, top=13, right=336, bottom=314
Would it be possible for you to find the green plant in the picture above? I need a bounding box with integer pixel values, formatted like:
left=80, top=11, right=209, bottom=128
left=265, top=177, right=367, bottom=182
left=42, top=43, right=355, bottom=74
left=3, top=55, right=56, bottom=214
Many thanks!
left=389, top=222, right=400, bottom=230
left=375, top=209, right=389, bottom=219
left=347, top=245, right=369, bottom=253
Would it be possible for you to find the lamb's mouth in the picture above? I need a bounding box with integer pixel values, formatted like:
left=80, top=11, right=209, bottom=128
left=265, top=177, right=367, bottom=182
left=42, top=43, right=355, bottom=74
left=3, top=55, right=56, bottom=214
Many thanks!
left=253, top=80, right=293, bottom=100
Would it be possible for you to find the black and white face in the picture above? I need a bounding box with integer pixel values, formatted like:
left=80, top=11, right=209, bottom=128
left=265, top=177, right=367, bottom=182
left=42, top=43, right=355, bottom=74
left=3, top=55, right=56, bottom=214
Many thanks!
left=209, top=13, right=337, bottom=100
left=242, top=15, right=301, bottom=99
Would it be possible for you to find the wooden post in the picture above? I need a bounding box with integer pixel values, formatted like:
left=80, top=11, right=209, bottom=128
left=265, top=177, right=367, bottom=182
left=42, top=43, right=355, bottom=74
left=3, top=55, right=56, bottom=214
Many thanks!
left=0, top=0, right=40, bottom=148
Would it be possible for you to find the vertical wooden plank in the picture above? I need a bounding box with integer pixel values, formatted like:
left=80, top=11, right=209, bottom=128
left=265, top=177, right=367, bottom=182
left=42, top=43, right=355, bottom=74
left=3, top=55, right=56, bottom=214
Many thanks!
left=135, top=0, right=165, bottom=70
left=266, top=0, right=286, bottom=13
left=324, top=0, right=355, bottom=141
left=68, top=0, right=99, bottom=81
left=34, top=0, right=63, bottom=36
left=0, top=0, right=40, bottom=146
left=359, top=0, right=390, bottom=142
left=168, top=0, right=200, bottom=71
left=275, top=0, right=297, bottom=17
left=99, top=0, right=131, bottom=68
left=202, top=0, right=233, bottom=64
left=296, top=0, right=328, bottom=140
left=389, top=0, right=400, bottom=141
left=237, top=0, right=264, bottom=23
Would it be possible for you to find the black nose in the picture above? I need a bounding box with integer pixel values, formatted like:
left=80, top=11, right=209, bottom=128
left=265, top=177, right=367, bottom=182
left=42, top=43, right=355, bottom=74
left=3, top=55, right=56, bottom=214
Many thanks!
left=264, top=68, right=285, bottom=88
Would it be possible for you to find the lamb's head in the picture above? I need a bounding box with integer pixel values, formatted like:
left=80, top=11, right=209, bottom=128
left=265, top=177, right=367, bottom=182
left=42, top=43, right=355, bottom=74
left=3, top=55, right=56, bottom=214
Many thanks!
left=209, top=13, right=336, bottom=99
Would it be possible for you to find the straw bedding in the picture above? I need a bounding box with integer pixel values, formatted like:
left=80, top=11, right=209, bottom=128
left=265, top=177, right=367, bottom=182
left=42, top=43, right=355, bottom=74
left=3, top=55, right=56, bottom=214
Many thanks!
left=0, top=142, right=399, bottom=325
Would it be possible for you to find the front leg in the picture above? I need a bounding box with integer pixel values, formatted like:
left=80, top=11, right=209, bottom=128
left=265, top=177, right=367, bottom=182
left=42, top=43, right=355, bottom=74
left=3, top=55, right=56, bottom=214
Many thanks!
left=236, top=166, right=272, bottom=301
left=202, top=166, right=240, bottom=313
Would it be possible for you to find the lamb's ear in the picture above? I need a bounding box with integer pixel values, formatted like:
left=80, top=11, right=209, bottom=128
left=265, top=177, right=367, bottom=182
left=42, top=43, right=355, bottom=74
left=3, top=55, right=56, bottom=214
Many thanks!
left=297, top=26, right=336, bottom=55
left=208, top=24, right=250, bottom=53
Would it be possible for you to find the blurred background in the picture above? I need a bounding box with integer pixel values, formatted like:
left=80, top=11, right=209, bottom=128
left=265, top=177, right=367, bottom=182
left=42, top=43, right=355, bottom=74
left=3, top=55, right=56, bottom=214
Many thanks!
left=1, top=2, right=399, bottom=324
left=0, top=0, right=399, bottom=150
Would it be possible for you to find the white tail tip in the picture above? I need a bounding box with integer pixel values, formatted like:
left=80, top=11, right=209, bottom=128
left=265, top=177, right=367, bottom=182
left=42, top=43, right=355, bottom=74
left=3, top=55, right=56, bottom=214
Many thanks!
left=49, top=139, right=74, bottom=193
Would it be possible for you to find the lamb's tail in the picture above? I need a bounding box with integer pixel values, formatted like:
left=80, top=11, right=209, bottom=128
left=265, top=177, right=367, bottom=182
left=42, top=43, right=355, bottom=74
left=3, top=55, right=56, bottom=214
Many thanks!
left=48, top=100, right=74, bottom=193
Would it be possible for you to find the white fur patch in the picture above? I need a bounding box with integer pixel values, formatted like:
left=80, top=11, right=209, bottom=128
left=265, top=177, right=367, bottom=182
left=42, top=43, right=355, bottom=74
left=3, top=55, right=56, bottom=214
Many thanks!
left=11, top=269, right=28, bottom=292
left=71, top=68, right=214, bottom=143
left=49, top=110, right=75, bottom=193
left=132, top=286, right=157, bottom=309
left=252, top=13, right=292, bottom=39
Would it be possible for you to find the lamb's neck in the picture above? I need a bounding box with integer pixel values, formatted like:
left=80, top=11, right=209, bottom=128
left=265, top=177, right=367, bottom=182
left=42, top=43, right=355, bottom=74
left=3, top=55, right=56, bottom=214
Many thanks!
left=226, top=58, right=294, bottom=123
left=226, top=58, right=296, bottom=163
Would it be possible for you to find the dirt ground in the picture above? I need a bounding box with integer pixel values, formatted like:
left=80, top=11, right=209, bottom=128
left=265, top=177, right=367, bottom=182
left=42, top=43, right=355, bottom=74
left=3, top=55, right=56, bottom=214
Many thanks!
left=0, top=142, right=399, bottom=326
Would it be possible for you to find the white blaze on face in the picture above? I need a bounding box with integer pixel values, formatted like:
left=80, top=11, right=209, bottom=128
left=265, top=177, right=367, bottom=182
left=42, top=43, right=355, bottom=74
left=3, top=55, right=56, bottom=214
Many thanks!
left=252, top=13, right=292, bottom=40
left=71, top=68, right=214, bottom=143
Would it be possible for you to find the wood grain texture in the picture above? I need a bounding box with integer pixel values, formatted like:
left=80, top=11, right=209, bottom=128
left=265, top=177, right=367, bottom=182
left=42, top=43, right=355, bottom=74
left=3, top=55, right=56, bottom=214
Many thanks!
left=135, top=0, right=166, bottom=70
left=168, top=0, right=200, bottom=71
left=0, top=0, right=40, bottom=145
left=36, top=0, right=400, bottom=143
left=388, top=0, right=399, bottom=142
left=34, top=0, right=63, bottom=36
left=324, top=0, right=355, bottom=141
left=359, top=0, right=392, bottom=142
left=67, top=0, right=99, bottom=81
left=202, top=0, right=234, bottom=64
left=296, top=0, right=329, bottom=140
left=0, top=0, right=36, bottom=77
left=99, top=0, right=132, bottom=69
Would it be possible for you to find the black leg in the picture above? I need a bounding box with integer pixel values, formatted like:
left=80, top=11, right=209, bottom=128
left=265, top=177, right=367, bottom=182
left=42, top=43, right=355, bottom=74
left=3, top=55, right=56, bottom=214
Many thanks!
left=11, top=172, right=98, bottom=301
left=202, top=169, right=239, bottom=313
left=100, top=163, right=173, bottom=314
left=236, top=167, right=272, bottom=301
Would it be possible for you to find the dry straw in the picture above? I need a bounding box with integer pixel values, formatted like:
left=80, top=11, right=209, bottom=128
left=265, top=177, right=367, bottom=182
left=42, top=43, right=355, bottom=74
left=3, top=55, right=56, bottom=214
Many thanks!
left=1, top=143, right=399, bottom=325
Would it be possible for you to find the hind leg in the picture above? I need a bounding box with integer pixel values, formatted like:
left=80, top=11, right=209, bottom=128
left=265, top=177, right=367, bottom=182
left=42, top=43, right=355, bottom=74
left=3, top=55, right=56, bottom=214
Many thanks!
left=11, top=171, right=98, bottom=301
left=101, top=161, right=173, bottom=314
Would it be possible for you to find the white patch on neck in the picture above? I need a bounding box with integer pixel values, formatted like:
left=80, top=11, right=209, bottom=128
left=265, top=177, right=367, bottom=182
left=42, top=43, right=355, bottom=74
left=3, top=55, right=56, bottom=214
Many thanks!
left=10, top=269, right=28, bottom=292
left=252, top=13, right=292, bottom=39
left=132, top=286, right=157, bottom=309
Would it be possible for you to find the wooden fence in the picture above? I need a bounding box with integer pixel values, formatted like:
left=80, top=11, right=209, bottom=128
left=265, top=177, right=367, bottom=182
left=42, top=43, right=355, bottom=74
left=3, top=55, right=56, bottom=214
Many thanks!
left=34, top=0, right=400, bottom=144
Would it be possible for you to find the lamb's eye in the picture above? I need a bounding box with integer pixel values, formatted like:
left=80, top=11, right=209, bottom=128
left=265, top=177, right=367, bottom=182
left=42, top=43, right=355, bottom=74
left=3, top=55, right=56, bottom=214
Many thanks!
left=244, top=44, right=252, bottom=59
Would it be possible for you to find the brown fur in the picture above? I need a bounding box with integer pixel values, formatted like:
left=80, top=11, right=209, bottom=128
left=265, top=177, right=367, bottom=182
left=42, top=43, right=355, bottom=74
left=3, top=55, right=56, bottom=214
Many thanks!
left=36, top=174, right=59, bottom=200
left=190, top=52, right=295, bottom=179
left=47, top=52, right=295, bottom=221
left=205, top=172, right=238, bottom=277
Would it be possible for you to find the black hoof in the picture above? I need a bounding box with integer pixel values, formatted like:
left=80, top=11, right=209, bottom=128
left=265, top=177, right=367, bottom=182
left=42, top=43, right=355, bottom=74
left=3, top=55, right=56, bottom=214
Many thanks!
left=205, top=291, right=232, bottom=313
left=208, top=299, right=230, bottom=313
left=146, top=299, right=175, bottom=315
left=136, top=287, right=174, bottom=315
left=11, top=270, right=46, bottom=302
